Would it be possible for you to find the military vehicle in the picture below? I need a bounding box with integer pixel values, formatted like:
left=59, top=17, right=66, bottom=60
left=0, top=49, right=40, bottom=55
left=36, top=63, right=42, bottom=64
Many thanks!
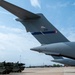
left=0, top=61, right=12, bottom=74
left=12, top=62, right=25, bottom=72
left=0, top=61, right=25, bottom=74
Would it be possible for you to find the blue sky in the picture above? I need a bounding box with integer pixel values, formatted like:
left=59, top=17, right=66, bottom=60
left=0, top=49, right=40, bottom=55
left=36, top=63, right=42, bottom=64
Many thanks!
left=0, top=0, right=75, bottom=66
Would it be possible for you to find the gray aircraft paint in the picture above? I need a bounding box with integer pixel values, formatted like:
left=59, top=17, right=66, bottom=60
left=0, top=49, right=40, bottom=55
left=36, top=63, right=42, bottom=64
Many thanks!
left=52, top=56, right=75, bottom=66
left=52, top=58, right=75, bottom=66
left=31, top=42, right=75, bottom=59
left=52, top=56, right=63, bottom=59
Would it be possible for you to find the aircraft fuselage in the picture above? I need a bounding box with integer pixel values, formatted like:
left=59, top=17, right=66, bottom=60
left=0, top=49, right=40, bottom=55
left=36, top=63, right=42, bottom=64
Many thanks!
left=31, top=42, right=75, bottom=59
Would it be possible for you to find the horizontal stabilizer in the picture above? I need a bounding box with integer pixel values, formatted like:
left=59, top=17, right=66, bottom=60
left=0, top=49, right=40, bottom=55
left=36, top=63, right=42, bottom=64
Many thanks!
left=0, top=0, right=40, bottom=20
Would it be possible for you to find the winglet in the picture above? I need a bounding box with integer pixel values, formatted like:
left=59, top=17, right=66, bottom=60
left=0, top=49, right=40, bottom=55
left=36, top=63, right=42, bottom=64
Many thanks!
left=0, top=0, right=40, bottom=20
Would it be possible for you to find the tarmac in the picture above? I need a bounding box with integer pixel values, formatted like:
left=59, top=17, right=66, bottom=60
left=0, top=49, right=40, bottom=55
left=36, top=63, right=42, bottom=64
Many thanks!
left=3, top=67, right=75, bottom=75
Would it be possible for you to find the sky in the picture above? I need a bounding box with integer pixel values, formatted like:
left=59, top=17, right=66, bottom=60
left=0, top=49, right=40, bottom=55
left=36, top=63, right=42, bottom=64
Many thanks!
left=0, top=0, right=75, bottom=66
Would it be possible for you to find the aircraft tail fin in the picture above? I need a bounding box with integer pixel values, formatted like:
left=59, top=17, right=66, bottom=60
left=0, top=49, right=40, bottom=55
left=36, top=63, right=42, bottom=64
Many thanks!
left=0, top=0, right=69, bottom=44
left=0, top=0, right=40, bottom=20
left=21, top=14, right=69, bottom=44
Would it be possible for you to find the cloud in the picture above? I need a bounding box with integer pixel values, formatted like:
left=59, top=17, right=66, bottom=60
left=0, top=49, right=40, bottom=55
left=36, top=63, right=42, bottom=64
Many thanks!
left=0, top=31, right=52, bottom=66
left=0, top=25, right=25, bottom=34
left=30, top=0, right=41, bottom=8
left=0, top=25, right=53, bottom=66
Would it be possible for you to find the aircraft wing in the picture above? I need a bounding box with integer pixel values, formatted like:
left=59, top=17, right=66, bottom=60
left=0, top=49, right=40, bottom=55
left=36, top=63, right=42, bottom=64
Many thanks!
left=0, top=0, right=40, bottom=20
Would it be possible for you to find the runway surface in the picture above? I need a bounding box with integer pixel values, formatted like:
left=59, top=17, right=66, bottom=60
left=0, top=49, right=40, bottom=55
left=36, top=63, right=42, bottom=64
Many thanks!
left=3, top=67, right=75, bottom=75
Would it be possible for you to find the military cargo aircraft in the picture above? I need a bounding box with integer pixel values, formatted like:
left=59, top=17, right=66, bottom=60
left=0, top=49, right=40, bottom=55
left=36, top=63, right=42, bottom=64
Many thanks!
left=0, top=0, right=75, bottom=65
